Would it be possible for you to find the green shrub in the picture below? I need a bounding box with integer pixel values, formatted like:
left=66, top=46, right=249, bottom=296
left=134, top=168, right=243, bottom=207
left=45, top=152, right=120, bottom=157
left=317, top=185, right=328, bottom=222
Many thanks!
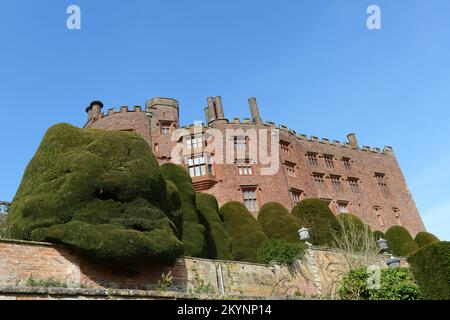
left=195, top=193, right=233, bottom=260
left=385, top=226, right=419, bottom=257
left=414, top=231, right=439, bottom=248
left=291, top=199, right=341, bottom=247
left=334, top=214, right=377, bottom=253
left=7, top=123, right=184, bottom=265
left=160, top=163, right=206, bottom=258
left=339, top=267, right=421, bottom=300
left=337, top=214, right=367, bottom=233
left=219, top=202, right=268, bottom=263
left=257, top=203, right=301, bottom=243
left=372, top=230, right=385, bottom=241
left=258, top=239, right=305, bottom=265
left=408, top=241, right=450, bottom=300
left=0, top=213, right=7, bottom=239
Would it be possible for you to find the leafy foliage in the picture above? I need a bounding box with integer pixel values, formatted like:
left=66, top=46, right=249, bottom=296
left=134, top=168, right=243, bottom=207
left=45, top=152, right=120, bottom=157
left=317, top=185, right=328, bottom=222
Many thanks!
left=160, top=163, right=206, bottom=258
left=257, top=203, right=302, bottom=243
left=219, top=201, right=268, bottom=263
left=408, top=241, right=450, bottom=300
left=339, top=267, right=421, bottom=300
left=0, top=213, right=7, bottom=239
left=258, top=239, right=305, bottom=265
left=291, top=199, right=341, bottom=247
left=372, top=230, right=385, bottom=242
left=385, top=226, right=419, bottom=257
left=195, top=193, right=233, bottom=260
left=414, top=231, right=439, bottom=248
left=7, top=123, right=184, bottom=265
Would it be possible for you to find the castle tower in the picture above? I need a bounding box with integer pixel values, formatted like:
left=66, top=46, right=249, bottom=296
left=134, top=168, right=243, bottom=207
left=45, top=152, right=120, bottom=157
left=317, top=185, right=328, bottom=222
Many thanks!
left=145, top=97, right=180, bottom=162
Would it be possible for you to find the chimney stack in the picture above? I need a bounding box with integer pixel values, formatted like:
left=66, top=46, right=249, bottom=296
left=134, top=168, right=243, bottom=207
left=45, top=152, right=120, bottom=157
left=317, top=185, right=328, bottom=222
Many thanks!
left=207, top=97, right=216, bottom=121
left=215, top=96, right=225, bottom=119
left=347, top=133, right=358, bottom=148
left=248, top=97, right=262, bottom=124
left=86, top=100, right=104, bottom=121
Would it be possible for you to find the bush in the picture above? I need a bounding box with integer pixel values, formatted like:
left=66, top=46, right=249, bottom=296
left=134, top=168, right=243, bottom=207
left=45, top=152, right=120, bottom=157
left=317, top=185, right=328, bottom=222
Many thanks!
left=219, top=202, right=268, bottom=263
left=257, top=203, right=301, bottom=243
left=334, top=213, right=378, bottom=255
left=195, top=193, right=233, bottom=260
left=291, top=199, right=341, bottom=247
left=408, top=241, right=450, bottom=300
left=0, top=213, right=7, bottom=239
left=385, top=226, right=419, bottom=257
left=160, top=163, right=207, bottom=258
left=414, top=231, right=439, bottom=248
left=7, top=123, right=184, bottom=265
left=339, top=266, right=421, bottom=300
left=258, top=239, right=305, bottom=265
left=372, top=230, right=385, bottom=241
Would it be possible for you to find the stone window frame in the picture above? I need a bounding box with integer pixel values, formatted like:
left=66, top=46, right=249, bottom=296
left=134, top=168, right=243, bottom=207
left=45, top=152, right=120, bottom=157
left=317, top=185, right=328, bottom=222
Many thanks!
left=241, top=186, right=259, bottom=213
left=306, top=152, right=318, bottom=166
left=330, top=174, right=342, bottom=192
left=290, top=188, right=303, bottom=205
left=374, top=205, right=384, bottom=227
left=236, top=158, right=253, bottom=176
left=342, top=157, right=351, bottom=170
left=348, top=177, right=360, bottom=193
left=337, top=201, right=349, bottom=214
left=375, top=172, right=390, bottom=196
left=312, top=172, right=325, bottom=188
left=393, top=207, right=402, bottom=226
left=283, top=161, right=296, bottom=177
left=160, top=121, right=172, bottom=135
left=280, top=140, right=290, bottom=155
left=324, top=154, right=335, bottom=169
left=186, top=153, right=213, bottom=178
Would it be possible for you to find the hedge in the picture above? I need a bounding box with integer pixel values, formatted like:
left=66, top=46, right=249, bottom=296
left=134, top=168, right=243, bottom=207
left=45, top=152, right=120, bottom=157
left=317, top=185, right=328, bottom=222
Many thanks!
left=219, top=202, right=268, bottom=263
left=414, top=231, right=439, bottom=248
left=257, top=203, right=301, bottom=243
left=291, top=199, right=341, bottom=247
left=195, top=193, right=233, bottom=260
left=408, top=241, right=450, bottom=300
left=160, top=163, right=206, bottom=258
left=336, top=213, right=374, bottom=251
left=258, top=239, right=305, bottom=265
left=7, top=123, right=184, bottom=265
left=385, top=226, right=419, bottom=257
left=372, top=230, right=385, bottom=241
left=339, top=267, right=421, bottom=300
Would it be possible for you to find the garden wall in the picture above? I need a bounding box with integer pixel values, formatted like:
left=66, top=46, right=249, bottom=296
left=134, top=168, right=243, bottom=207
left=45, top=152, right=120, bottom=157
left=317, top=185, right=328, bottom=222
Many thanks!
left=0, top=239, right=406, bottom=299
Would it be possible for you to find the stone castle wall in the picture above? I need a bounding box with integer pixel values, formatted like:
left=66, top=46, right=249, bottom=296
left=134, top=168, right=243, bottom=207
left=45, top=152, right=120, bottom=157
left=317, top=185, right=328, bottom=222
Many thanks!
left=0, top=240, right=406, bottom=299
left=83, top=97, right=425, bottom=236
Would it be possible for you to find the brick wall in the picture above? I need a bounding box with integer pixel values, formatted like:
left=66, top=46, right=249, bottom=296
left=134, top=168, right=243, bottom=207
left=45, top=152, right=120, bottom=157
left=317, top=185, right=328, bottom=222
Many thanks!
left=0, top=240, right=405, bottom=298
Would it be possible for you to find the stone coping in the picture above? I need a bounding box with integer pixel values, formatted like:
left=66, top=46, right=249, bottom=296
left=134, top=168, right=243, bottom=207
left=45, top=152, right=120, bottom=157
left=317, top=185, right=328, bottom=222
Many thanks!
left=0, top=286, right=306, bottom=300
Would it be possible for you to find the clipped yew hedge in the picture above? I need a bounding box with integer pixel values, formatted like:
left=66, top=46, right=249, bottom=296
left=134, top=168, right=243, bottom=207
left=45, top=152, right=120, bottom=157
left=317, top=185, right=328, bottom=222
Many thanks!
left=7, top=123, right=184, bottom=265
left=414, top=231, right=439, bottom=248
left=372, top=230, right=385, bottom=241
left=195, top=193, right=233, bottom=260
left=257, top=203, right=302, bottom=243
left=219, top=202, right=268, bottom=263
left=160, top=163, right=206, bottom=258
left=385, top=226, right=419, bottom=257
left=408, top=241, right=450, bottom=300
left=292, top=199, right=341, bottom=247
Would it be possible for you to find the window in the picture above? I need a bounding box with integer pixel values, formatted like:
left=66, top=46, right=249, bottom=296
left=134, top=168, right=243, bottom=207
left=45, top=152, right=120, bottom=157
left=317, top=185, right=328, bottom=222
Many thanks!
left=187, top=154, right=212, bottom=178
left=280, top=141, right=290, bottom=155
left=234, top=136, right=247, bottom=150
left=284, top=162, right=296, bottom=177
left=161, top=123, right=171, bottom=135
left=338, top=202, right=349, bottom=214
left=154, top=143, right=159, bottom=153
left=307, top=153, right=318, bottom=166
left=237, top=160, right=253, bottom=176
left=242, top=188, right=258, bottom=212
left=330, top=175, right=341, bottom=192
left=348, top=178, right=360, bottom=193
left=374, top=206, right=384, bottom=226
left=185, top=135, right=203, bottom=150
left=343, top=158, right=351, bottom=170
left=375, top=173, right=389, bottom=196
left=324, top=155, right=334, bottom=169
left=393, top=208, right=402, bottom=226
left=290, top=190, right=302, bottom=205
left=313, top=173, right=325, bottom=187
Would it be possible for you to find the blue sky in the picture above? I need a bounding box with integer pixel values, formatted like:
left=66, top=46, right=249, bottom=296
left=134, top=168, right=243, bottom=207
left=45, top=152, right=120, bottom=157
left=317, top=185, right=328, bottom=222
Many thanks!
left=0, top=0, right=449, bottom=240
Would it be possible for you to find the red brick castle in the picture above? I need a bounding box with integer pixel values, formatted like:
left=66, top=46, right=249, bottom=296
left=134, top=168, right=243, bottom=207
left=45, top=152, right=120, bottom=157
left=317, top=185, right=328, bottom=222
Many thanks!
left=84, top=97, right=426, bottom=236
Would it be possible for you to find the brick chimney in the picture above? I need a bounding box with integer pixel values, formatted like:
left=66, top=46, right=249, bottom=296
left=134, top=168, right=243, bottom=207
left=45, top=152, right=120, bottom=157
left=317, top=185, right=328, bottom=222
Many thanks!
left=347, top=133, right=358, bottom=148
left=248, top=97, right=262, bottom=124
left=85, top=100, right=104, bottom=121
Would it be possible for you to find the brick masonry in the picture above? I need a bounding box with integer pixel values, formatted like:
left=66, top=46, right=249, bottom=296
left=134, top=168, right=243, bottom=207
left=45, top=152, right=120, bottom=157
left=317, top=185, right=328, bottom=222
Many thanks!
left=0, top=240, right=406, bottom=299
left=84, top=96, right=426, bottom=236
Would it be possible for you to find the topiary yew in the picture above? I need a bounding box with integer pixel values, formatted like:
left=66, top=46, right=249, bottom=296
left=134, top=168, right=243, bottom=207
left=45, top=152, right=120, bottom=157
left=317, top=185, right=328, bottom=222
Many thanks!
left=195, top=193, right=233, bottom=260
left=408, top=241, right=450, bottom=300
left=7, top=123, right=184, bottom=265
left=385, top=226, right=419, bottom=257
left=219, top=201, right=268, bottom=263
left=291, top=199, right=341, bottom=247
left=257, top=203, right=301, bottom=243
left=414, top=231, right=439, bottom=248
left=160, top=163, right=206, bottom=258
left=372, top=230, right=385, bottom=241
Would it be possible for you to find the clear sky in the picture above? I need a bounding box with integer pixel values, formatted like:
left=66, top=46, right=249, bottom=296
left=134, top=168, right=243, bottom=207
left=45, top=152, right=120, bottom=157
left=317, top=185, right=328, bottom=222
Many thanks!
left=0, top=1, right=449, bottom=240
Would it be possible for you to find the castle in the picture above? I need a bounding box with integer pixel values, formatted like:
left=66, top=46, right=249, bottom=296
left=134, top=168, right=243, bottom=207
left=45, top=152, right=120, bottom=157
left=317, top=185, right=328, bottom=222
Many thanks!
left=84, top=96, right=426, bottom=236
